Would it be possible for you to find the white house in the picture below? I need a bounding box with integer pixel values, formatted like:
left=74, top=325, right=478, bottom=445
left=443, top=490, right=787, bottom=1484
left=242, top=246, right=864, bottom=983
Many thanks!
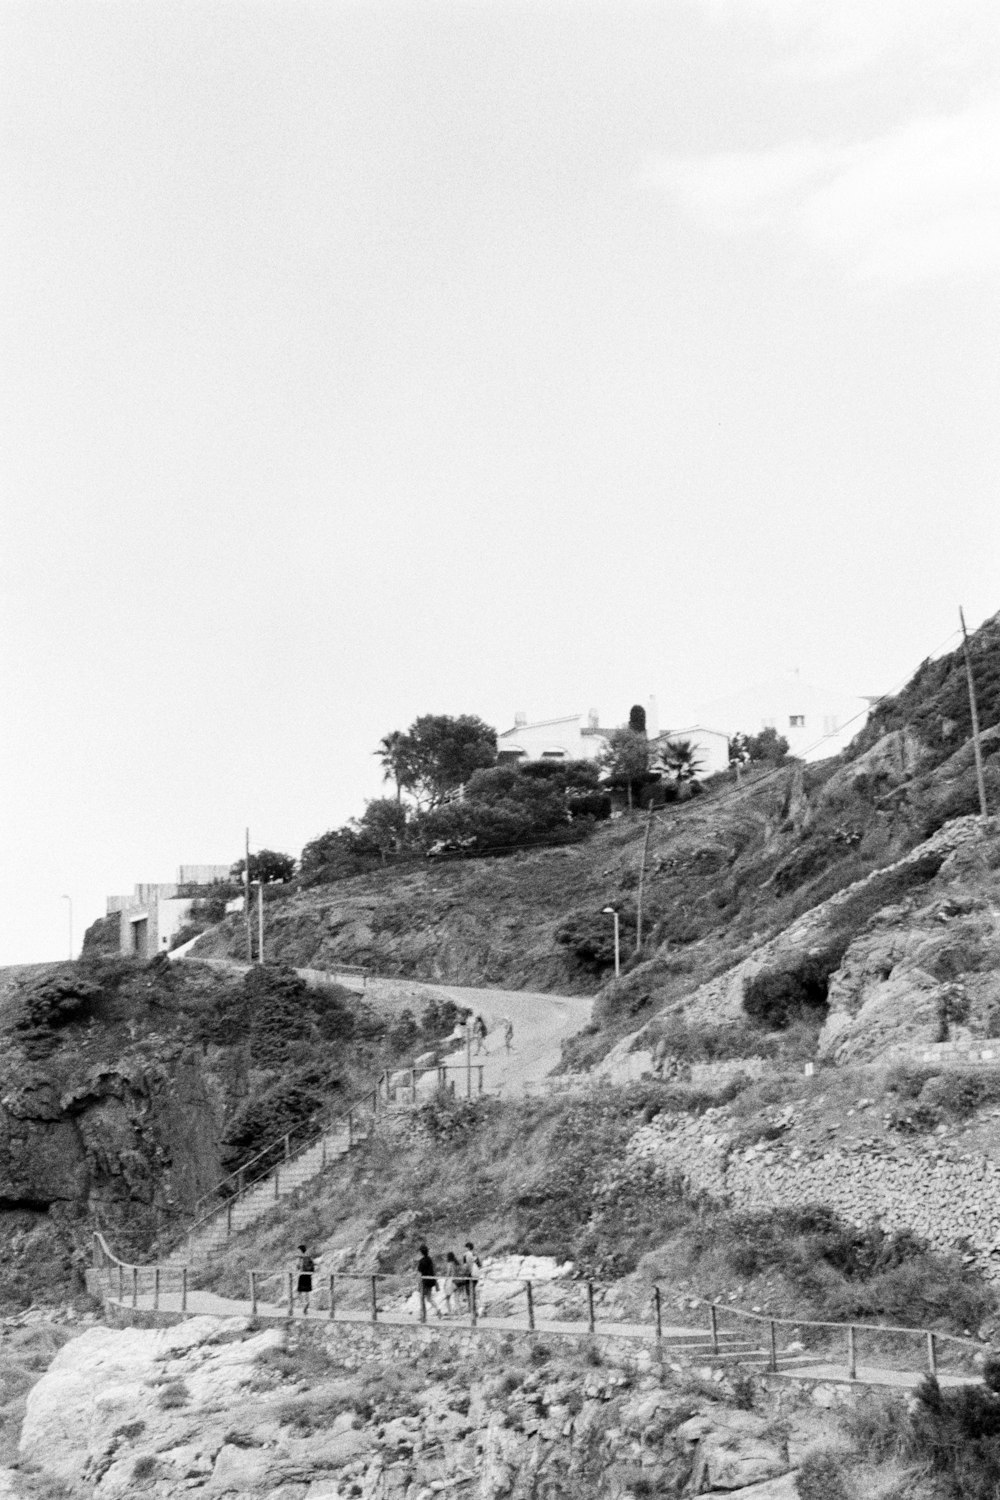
left=496, top=710, right=611, bottom=764
left=108, top=863, right=232, bottom=958
left=686, top=675, right=872, bottom=763
left=654, top=726, right=731, bottom=777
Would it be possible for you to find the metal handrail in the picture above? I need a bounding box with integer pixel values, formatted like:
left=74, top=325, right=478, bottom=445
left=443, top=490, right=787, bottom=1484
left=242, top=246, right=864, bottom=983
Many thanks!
left=695, top=1296, right=985, bottom=1353
left=183, top=1084, right=381, bottom=1242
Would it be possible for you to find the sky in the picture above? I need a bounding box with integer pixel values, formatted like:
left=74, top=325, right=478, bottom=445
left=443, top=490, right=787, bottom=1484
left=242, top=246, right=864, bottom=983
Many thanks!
left=2, top=0, right=999, bottom=963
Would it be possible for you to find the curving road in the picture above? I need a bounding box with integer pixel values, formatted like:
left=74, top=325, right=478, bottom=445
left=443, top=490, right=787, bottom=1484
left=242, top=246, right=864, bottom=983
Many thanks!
left=431, top=984, right=592, bottom=1097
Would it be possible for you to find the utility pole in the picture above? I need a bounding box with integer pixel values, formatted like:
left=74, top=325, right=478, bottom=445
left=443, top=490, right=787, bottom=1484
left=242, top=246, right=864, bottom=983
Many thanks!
left=960, top=607, right=989, bottom=820
left=256, top=880, right=265, bottom=964
left=244, top=828, right=253, bottom=962
left=634, top=803, right=654, bottom=953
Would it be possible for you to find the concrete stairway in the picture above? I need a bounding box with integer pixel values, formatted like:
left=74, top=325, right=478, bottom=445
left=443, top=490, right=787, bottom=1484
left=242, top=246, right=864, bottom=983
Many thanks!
left=163, top=1111, right=374, bottom=1268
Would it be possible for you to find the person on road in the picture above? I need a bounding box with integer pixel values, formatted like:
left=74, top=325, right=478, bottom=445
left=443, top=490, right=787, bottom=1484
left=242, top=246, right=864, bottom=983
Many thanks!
left=471, top=1015, right=488, bottom=1055
left=295, top=1244, right=316, bottom=1316
left=440, top=1251, right=461, bottom=1316
left=417, top=1243, right=442, bottom=1318
left=460, top=1241, right=481, bottom=1312
left=501, top=1017, right=514, bottom=1053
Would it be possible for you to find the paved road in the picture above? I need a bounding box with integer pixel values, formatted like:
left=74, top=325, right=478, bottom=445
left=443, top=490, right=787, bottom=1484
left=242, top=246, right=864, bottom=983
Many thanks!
left=431, top=984, right=591, bottom=1097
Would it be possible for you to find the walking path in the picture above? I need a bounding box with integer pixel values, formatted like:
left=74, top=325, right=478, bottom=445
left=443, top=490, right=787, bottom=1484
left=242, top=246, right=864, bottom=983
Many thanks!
left=94, top=1282, right=980, bottom=1391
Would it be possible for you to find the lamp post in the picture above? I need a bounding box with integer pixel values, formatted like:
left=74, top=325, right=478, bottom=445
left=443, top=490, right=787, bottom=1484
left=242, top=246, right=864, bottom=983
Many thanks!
left=602, top=906, right=620, bottom=979
left=252, top=879, right=264, bottom=964
left=60, top=895, right=73, bottom=960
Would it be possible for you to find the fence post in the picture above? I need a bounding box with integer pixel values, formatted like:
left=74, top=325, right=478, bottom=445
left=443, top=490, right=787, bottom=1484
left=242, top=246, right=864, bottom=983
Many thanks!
left=284, top=1134, right=291, bottom=1161
left=118, top=1264, right=124, bottom=1302
left=769, top=1321, right=778, bottom=1373
left=249, top=1271, right=257, bottom=1316
left=226, top=1200, right=233, bottom=1238
left=371, top=1276, right=378, bottom=1324
left=478, top=1066, right=484, bottom=1096
left=471, top=1278, right=478, bottom=1328
left=153, top=1268, right=160, bottom=1312
left=420, top=1282, right=427, bottom=1323
left=587, top=1282, right=595, bottom=1334
left=410, top=1069, right=416, bottom=1106
left=654, top=1286, right=662, bottom=1342
left=526, top=1281, right=535, bottom=1331
left=287, top=1272, right=294, bottom=1317
left=927, top=1331, right=938, bottom=1376
left=132, top=1267, right=138, bottom=1309
left=274, top=1168, right=280, bottom=1200
left=322, top=1135, right=327, bottom=1169
left=328, top=1274, right=335, bottom=1321
left=238, top=1169, right=245, bottom=1197
left=348, top=1111, right=354, bottom=1148
left=181, top=1267, right=188, bottom=1315
left=847, top=1325, right=857, bottom=1381
left=709, top=1303, right=719, bottom=1355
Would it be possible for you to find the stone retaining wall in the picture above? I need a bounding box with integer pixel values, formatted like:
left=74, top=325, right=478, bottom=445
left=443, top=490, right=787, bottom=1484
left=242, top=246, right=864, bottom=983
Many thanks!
left=628, top=1110, right=1000, bottom=1276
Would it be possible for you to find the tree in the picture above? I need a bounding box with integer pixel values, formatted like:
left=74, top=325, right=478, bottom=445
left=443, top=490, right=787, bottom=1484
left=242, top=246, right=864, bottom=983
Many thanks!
left=231, top=849, right=296, bottom=885
left=375, top=730, right=416, bottom=803
left=658, top=737, right=704, bottom=782
left=737, top=727, right=790, bottom=766
left=628, top=704, right=647, bottom=736
left=598, top=727, right=651, bottom=811
left=350, top=798, right=409, bottom=864
left=374, top=714, right=497, bottom=809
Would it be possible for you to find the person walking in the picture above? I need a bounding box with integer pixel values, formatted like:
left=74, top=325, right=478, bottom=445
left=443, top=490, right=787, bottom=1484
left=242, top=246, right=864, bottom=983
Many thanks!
left=295, top=1244, right=316, bottom=1316
left=501, top=1017, right=514, bottom=1054
left=460, top=1241, right=481, bottom=1313
left=471, top=1015, right=488, bottom=1056
left=440, top=1251, right=461, bottom=1316
left=417, top=1243, right=442, bottom=1318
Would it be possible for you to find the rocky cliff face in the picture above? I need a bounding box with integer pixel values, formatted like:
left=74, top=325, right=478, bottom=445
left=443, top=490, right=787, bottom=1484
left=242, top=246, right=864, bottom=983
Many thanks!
left=0, top=960, right=249, bottom=1306
left=17, top=1316, right=847, bottom=1500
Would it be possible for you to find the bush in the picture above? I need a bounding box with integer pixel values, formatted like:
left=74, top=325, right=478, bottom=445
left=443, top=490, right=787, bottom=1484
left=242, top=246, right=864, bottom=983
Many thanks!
left=795, top=1449, right=850, bottom=1500
left=907, top=1373, right=1000, bottom=1499
left=743, top=948, right=843, bottom=1029
left=886, top=1065, right=1000, bottom=1131
left=221, top=1062, right=342, bottom=1174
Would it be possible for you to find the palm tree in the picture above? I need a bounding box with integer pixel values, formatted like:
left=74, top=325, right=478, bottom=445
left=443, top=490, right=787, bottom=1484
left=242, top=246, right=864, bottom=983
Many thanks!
left=375, top=730, right=409, bottom=802
left=658, top=737, right=704, bottom=783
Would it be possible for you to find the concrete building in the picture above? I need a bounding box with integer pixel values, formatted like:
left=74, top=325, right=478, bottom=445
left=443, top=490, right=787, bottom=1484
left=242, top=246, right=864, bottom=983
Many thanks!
left=108, top=863, right=232, bottom=958
left=687, top=675, right=871, bottom=763
left=496, top=710, right=611, bottom=764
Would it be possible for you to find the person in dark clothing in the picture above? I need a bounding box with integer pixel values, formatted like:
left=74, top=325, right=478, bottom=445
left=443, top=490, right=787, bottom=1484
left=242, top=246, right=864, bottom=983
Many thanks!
left=296, top=1243, right=316, bottom=1316
left=417, top=1243, right=442, bottom=1318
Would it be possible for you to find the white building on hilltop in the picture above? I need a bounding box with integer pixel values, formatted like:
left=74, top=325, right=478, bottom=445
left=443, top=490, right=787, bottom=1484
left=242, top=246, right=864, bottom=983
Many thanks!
left=495, top=710, right=611, bottom=764
left=686, top=675, right=872, bottom=763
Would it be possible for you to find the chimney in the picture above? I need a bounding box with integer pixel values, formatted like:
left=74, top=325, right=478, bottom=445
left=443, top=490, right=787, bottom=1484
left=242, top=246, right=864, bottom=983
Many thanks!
left=647, top=695, right=660, bottom=739
left=514, top=710, right=527, bottom=728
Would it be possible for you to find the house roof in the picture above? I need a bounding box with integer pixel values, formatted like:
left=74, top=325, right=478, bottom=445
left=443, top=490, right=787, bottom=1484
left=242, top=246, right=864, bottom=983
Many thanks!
left=498, top=714, right=584, bottom=737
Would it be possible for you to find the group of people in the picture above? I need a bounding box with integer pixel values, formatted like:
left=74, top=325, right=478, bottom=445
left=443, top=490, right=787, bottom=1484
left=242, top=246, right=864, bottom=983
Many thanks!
left=470, top=1014, right=514, bottom=1056
left=416, top=1240, right=481, bottom=1318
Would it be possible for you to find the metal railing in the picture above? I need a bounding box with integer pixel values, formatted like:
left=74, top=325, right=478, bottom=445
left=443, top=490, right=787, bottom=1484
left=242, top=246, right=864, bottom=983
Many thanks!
left=182, top=1084, right=382, bottom=1251
left=90, top=1237, right=992, bottom=1382
left=697, top=1297, right=986, bottom=1380
left=92, top=1232, right=190, bottom=1314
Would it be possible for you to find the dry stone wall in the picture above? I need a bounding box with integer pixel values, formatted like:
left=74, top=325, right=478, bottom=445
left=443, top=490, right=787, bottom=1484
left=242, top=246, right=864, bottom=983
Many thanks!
left=628, top=1109, right=1000, bottom=1276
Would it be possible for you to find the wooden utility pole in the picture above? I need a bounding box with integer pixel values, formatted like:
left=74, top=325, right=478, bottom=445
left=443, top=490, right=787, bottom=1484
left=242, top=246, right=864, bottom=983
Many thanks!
left=244, top=827, right=253, bottom=962
left=635, top=803, right=655, bottom=953
left=960, top=607, right=989, bottom=820
left=257, top=881, right=265, bottom=964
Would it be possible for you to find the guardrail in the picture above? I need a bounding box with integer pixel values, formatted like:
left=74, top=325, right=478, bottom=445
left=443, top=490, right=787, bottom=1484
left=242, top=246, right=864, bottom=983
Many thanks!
left=697, top=1297, right=986, bottom=1379
left=89, top=1238, right=988, bottom=1382
left=92, top=1232, right=190, bottom=1314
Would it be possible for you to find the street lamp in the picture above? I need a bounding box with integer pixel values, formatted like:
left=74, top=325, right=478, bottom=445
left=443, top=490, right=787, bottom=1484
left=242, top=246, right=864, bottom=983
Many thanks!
left=252, top=880, right=264, bottom=964
left=602, top=906, right=620, bottom=979
left=60, top=895, right=73, bottom=960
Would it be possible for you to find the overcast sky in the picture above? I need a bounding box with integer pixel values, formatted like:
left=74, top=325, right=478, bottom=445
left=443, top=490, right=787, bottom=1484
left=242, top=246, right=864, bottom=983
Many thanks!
left=3, top=0, right=998, bottom=964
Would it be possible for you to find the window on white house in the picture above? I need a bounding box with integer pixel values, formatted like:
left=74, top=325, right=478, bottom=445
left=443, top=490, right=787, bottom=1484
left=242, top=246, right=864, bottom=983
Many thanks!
left=789, top=715, right=805, bottom=728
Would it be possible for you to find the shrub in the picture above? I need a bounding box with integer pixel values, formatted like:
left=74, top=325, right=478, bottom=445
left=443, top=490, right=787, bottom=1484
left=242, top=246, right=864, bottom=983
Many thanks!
left=906, top=1373, right=1000, bottom=1499
left=132, top=1455, right=157, bottom=1481
left=156, top=1379, right=189, bottom=1409
left=795, top=1449, right=850, bottom=1500
left=743, top=948, right=844, bottom=1029
left=221, top=1061, right=342, bottom=1173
